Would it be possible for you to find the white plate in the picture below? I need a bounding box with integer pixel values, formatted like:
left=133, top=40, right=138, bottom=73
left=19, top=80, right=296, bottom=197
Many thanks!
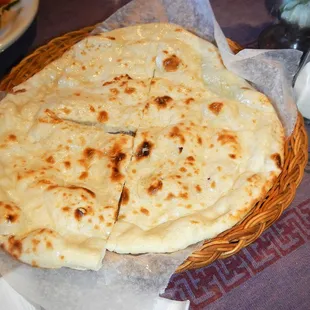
left=0, top=0, right=39, bottom=52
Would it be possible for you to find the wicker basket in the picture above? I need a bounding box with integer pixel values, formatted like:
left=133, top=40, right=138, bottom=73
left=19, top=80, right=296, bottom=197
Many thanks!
left=0, top=26, right=308, bottom=273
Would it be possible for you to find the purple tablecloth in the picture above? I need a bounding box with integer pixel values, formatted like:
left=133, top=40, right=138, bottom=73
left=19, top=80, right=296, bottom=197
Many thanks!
left=11, top=0, right=310, bottom=309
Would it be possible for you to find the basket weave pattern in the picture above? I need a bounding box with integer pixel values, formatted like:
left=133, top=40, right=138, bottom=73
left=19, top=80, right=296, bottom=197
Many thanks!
left=0, top=26, right=308, bottom=273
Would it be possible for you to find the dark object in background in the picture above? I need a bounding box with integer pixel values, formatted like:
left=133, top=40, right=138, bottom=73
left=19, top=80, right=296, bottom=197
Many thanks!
left=264, top=0, right=283, bottom=17
left=258, top=21, right=310, bottom=52
left=260, top=1, right=310, bottom=52
left=0, top=19, right=36, bottom=80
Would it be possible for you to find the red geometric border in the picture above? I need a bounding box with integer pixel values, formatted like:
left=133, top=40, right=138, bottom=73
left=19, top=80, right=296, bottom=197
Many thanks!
left=163, top=197, right=310, bottom=309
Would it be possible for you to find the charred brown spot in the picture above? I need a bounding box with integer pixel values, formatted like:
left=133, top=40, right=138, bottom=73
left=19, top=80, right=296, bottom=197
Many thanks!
left=120, top=186, right=130, bottom=205
left=110, top=147, right=126, bottom=182
left=103, top=74, right=132, bottom=86
left=217, top=132, right=238, bottom=145
left=60, top=255, right=65, bottom=260
left=8, top=134, right=17, bottom=141
left=197, top=136, right=202, bottom=145
left=217, top=166, right=222, bottom=172
left=81, top=194, right=88, bottom=201
left=229, top=154, right=236, bottom=159
left=195, top=185, right=202, bottom=193
left=4, top=204, right=13, bottom=211
left=271, top=153, right=282, bottom=169
left=7, top=236, right=22, bottom=258
left=46, top=156, right=55, bottom=164
left=185, top=98, right=194, bottom=105
left=136, top=141, right=153, bottom=160
left=75, top=208, right=87, bottom=221
left=140, top=207, right=150, bottom=216
left=82, top=65, right=86, bottom=70
left=187, top=156, right=195, bottom=162
left=99, top=215, right=105, bottom=222
left=186, top=204, right=192, bottom=209
left=47, top=185, right=58, bottom=191
left=247, top=174, right=259, bottom=183
left=75, top=92, right=80, bottom=96
left=62, top=206, right=70, bottom=212
left=110, top=88, right=119, bottom=95
left=78, top=159, right=87, bottom=168
left=61, top=107, right=71, bottom=115
left=89, top=105, right=95, bottom=112
left=191, top=220, right=199, bottom=224
left=6, top=213, right=19, bottom=223
left=32, top=239, right=40, bottom=247
left=63, top=161, right=71, bottom=169
left=180, top=167, right=187, bottom=173
left=46, top=241, right=53, bottom=249
left=241, top=87, right=251, bottom=90
left=79, top=171, right=88, bottom=180
left=151, top=80, right=156, bottom=85
left=97, top=111, right=109, bottom=123
left=83, top=148, right=96, bottom=160
left=107, top=36, right=115, bottom=40
left=154, top=96, right=172, bottom=109
left=175, top=28, right=183, bottom=32
left=165, top=193, right=176, bottom=200
left=178, top=147, right=183, bottom=154
left=179, top=192, right=188, bottom=199
left=169, top=126, right=185, bottom=144
left=211, top=181, right=216, bottom=189
left=209, top=144, right=214, bottom=148
left=209, top=102, right=223, bottom=116
left=163, top=54, right=181, bottom=72
left=125, top=87, right=136, bottom=94
left=147, top=180, right=163, bottom=196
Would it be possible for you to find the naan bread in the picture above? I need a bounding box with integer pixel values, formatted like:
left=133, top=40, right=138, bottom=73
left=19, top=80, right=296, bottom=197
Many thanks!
left=0, top=23, right=284, bottom=269
left=106, top=24, right=284, bottom=253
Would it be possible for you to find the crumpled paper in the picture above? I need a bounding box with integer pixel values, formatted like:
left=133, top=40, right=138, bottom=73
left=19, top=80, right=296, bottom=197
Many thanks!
left=0, top=0, right=302, bottom=309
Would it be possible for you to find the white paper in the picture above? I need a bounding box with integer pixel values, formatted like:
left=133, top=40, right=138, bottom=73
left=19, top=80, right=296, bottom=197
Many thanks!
left=0, top=0, right=302, bottom=309
left=0, top=244, right=200, bottom=310
left=295, top=62, right=310, bottom=119
left=0, top=278, right=37, bottom=310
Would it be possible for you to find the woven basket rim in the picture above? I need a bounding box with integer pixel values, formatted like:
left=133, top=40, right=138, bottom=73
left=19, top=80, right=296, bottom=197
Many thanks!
left=0, top=25, right=308, bottom=273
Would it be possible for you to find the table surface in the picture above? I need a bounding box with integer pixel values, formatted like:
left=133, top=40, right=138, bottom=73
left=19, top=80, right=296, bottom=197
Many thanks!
left=4, top=0, right=310, bottom=309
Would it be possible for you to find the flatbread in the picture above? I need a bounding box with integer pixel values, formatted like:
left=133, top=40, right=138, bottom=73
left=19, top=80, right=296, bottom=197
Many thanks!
left=0, top=23, right=284, bottom=269
left=106, top=23, right=284, bottom=253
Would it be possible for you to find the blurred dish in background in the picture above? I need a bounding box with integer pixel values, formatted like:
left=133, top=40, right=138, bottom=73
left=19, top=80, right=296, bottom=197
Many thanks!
left=259, top=0, right=310, bottom=52
left=0, top=0, right=38, bottom=52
